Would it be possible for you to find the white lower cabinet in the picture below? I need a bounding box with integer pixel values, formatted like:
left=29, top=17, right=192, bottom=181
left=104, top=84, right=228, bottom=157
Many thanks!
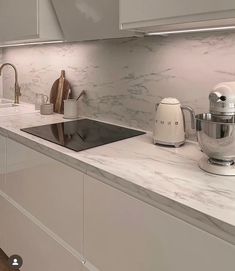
left=0, top=134, right=6, bottom=249
left=0, top=196, right=6, bottom=249
left=0, top=137, right=84, bottom=270
left=84, top=174, right=235, bottom=271
left=4, top=138, right=84, bottom=254
left=1, top=136, right=235, bottom=271
left=1, top=196, right=82, bottom=271
left=0, top=134, right=6, bottom=191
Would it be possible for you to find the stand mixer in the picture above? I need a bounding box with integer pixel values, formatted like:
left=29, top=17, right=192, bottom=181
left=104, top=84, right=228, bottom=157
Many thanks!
left=196, top=82, right=235, bottom=176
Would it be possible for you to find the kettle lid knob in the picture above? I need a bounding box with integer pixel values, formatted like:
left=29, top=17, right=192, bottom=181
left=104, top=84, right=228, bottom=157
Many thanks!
left=160, top=97, right=180, bottom=105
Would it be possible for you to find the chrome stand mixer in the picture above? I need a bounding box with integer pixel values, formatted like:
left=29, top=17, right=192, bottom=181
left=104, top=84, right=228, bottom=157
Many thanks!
left=196, top=82, right=235, bottom=176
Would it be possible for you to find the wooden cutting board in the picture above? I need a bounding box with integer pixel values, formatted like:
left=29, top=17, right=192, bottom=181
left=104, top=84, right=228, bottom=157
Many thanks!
left=50, top=70, right=72, bottom=113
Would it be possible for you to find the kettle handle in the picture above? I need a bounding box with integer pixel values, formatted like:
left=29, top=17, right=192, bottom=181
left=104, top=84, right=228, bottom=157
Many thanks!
left=155, top=103, right=160, bottom=110
left=181, top=106, right=195, bottom=129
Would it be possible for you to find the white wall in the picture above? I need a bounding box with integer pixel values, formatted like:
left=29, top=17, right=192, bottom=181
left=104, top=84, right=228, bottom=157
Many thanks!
left=2, top=32, right=235, bottom=134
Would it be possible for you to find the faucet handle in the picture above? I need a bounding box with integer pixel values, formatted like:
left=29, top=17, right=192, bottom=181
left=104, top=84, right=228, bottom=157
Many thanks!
left=14, top=83, right=21, bottom=104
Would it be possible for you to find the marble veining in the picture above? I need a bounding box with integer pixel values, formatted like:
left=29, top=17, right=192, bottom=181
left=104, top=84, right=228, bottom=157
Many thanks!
left=0, top=107, right=235, bottom=245
left=2, top=32, right=235, bottom=137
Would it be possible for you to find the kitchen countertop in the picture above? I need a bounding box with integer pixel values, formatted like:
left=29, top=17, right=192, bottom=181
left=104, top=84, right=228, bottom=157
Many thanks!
left=0, top=105, right=235, bottom=245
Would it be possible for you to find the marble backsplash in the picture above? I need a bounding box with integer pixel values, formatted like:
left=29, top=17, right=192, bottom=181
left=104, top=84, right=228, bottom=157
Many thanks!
left=1, top=32, right=235, bottom=134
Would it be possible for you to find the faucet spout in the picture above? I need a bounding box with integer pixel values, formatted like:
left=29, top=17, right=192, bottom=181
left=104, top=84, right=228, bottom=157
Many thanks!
left=0, top=63, right=21, bottom=104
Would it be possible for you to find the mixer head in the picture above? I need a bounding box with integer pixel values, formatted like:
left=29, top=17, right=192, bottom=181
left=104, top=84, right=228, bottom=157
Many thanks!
left=209, top=82, right=235, bottom=116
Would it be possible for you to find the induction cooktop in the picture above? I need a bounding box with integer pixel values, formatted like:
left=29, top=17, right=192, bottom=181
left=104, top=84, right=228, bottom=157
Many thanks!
left=21, top=119, right=145, bottom=152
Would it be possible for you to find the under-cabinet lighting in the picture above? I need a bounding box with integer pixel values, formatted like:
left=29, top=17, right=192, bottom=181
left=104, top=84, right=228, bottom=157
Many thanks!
left=0, top=40, right=64, bottom=48
left=146, top=25, right=235, bottom=36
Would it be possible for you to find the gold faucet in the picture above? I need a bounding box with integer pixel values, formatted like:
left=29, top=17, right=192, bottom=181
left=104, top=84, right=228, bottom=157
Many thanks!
left=0, top=63, right=21, bottom=104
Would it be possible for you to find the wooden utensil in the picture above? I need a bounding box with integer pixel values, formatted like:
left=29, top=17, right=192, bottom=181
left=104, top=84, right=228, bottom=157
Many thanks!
left=50, top=70, right=72, bottom=113
left=76, top=90, right=86, bottom=101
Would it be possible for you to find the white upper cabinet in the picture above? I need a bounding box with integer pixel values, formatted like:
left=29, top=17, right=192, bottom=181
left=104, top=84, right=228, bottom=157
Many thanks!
left=51, top=0, right=130, bottom=42
left=0, top=0, right=63, bottom=46
left=120, top=0, right=235, bottom=33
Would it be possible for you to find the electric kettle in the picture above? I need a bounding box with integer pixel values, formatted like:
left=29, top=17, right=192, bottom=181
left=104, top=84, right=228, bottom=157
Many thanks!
left=153, top=98, right=195, bottom=147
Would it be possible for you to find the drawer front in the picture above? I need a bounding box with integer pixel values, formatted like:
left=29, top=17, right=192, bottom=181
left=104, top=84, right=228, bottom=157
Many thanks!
left=5, top=138, right=84, bottom=256
left=0, top=134, right=6, bottom=191
left=84, top=174, right=235, bottom=271
left=1, top=196, right=82, bottom=271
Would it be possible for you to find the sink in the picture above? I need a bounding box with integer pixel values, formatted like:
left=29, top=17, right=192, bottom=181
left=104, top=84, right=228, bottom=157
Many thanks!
left=0, top=99, right=35, bottom=116
left=0, top=98, right=18, bottom=108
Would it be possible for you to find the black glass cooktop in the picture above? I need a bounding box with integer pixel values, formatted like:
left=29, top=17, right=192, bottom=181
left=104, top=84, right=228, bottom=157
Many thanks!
left=21, top=119, right=145, bottom=152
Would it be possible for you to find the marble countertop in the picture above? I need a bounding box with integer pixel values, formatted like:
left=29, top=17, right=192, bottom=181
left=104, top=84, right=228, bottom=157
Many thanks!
left=0, top=105, right=235, bottom=245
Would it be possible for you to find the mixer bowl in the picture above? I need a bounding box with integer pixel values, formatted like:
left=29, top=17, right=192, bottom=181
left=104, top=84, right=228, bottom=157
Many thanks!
left=196, top=113, right=235, bottom=164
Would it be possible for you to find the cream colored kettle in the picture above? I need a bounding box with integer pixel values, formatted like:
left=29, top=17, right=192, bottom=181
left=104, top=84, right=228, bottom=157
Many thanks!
left=153, top=98, right=195, bottom=147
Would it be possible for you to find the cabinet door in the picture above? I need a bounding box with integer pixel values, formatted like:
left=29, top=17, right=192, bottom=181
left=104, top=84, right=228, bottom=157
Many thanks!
left=0, top=0, right=38, bottom=42
left=1, top=196, right=82, bottom=271
left=0, top=134, right=6, bottom=250
left=0, top=196, right=6, bottom=250
left=84, top=175, right=235, bottom=271
left=120, top=0, right=235, bottom=29
left=51, top=0, right=130, bottom=42
left=4, top=138, right=84, bottom=258
left=0, top=134, right=6, bottom=191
